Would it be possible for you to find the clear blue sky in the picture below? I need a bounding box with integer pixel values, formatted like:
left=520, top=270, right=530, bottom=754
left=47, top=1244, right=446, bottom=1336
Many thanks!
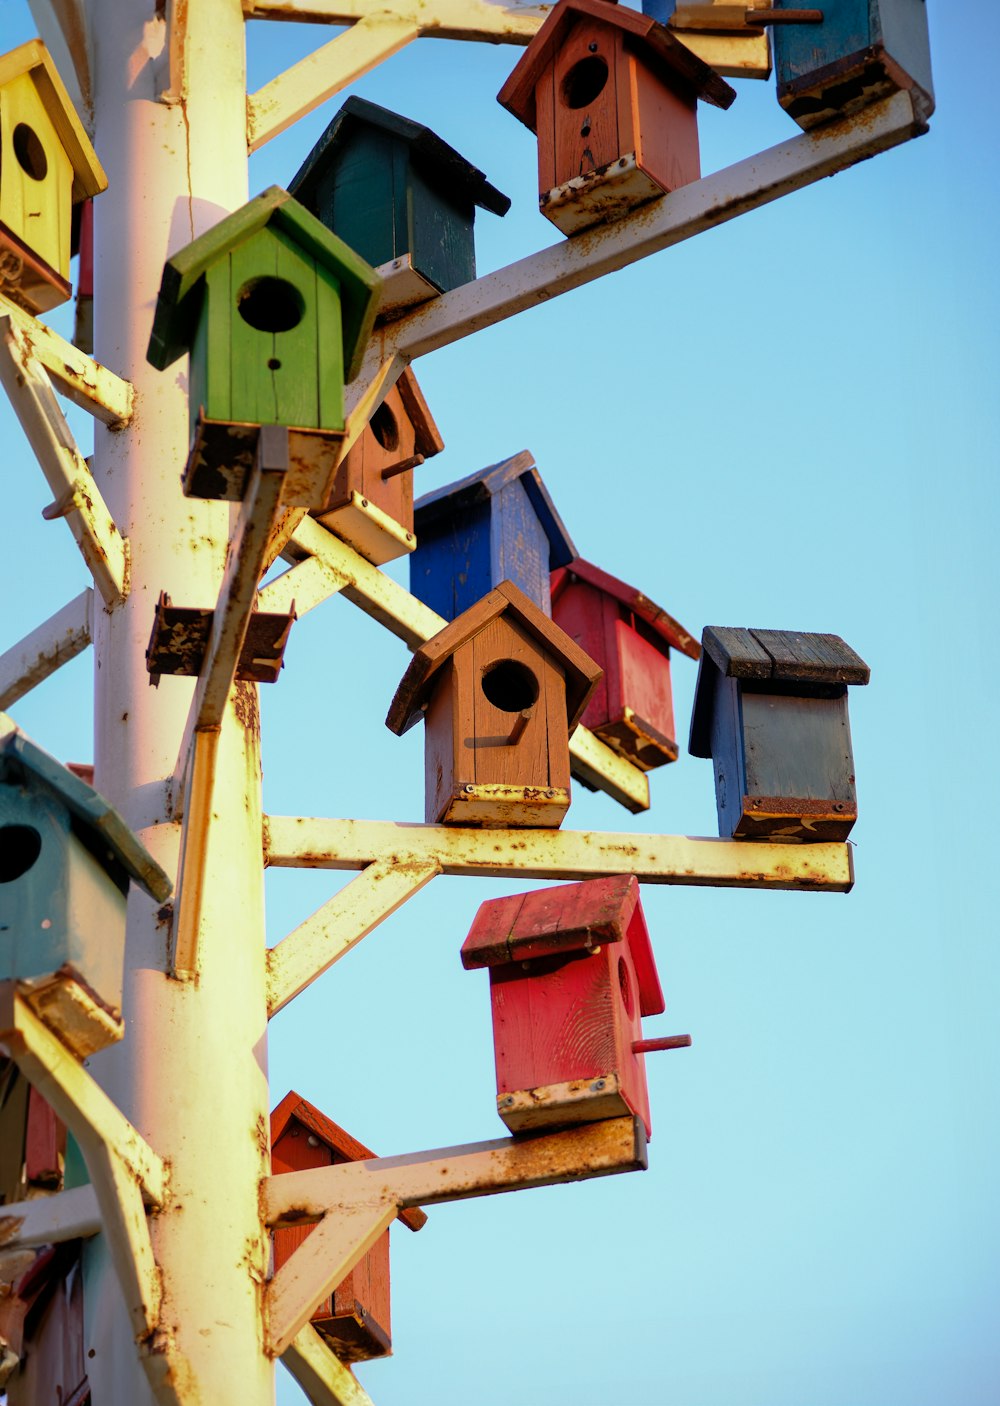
left=2, top=3, right=997, bottom=1403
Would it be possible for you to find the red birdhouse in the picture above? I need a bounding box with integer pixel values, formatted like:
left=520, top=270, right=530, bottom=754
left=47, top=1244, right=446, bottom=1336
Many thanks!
left=312, top=367, right=444, bottom=566
left=497, top=0, right=735, bottom=235
left=386, top=579, right=602, bottom=828
left=462, top=874, right=688, bottom=1136
left=550, top=557, right=700, bottom=771
left=270, top=1092, right=426, bottom=1363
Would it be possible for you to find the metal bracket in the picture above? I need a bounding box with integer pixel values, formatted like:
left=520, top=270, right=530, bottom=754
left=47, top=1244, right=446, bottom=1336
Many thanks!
left=0, top=589, right=94, bottom=711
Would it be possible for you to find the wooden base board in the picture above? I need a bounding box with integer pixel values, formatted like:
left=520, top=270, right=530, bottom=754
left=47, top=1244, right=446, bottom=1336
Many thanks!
left=184, top=416, right=346, bottom=509
left=593, top=707, right=679, bottom=773
left=539, top=154, right=666, bottom=237
left=0, top=226, right=71, bottom=316
left=374, top=255, right=442, bottom=320
left=315, top=491, right=415, bottom=566
left=315, top=1306, right=391, bottom=1365
left=18, top=972, right=124, bottom=1060
left=732, top=795, right=858, bottom=842
left=438, top=784, right=571, bottom=829
left=497, top=1073, right=630, bottom=1134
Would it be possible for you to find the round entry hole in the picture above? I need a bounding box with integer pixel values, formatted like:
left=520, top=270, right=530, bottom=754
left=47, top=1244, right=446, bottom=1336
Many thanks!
left=618, top=956, right=634, bottom=1018
left=562, top=55, right=608, bottom=110
left=481, top=660, right=539, bottom=713
left=0, top=825, right=43, bottom=883
left=13, top=124, right=47, bottom=181
left=371, top=402, right=400, bottom=452
left=236, top=277, right=304, bottom=334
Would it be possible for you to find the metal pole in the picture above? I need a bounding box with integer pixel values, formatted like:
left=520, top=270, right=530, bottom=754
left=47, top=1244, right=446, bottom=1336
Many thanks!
left=84, top=2, right=273, bottom=1400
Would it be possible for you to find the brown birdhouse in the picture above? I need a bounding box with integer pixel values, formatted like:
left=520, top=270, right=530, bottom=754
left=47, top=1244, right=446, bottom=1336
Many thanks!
left=497, top=0, right=735, bottom=236
left=311, top=368, right=444, bottom=565
left=386, top=579, right=602, bottom=828
left=550, top=557, right=700, bottom=770
left=462, top=874, right=690, bottom=1136
left=270, top=1092, right=426, bottom=1363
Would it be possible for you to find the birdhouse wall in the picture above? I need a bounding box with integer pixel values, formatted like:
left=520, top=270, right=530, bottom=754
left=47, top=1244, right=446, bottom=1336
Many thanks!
left=318, top=381, right=419, bottom=533
left=408, top=160, right=478, bottom=292
left=187, top=225, right=345, bottom=438
left=313, top=127, right=406, bottom=270
left=0, top=75, right=74, bottom=300
left=630, top=54, right=701, bottom=194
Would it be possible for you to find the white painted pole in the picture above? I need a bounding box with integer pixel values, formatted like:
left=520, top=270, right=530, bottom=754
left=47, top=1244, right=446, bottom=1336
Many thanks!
left=84, top=2, right=274, bottom=1401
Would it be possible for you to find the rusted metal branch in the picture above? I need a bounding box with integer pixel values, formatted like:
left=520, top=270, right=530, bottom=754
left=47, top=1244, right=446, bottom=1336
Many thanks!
left=0, top=294, right=133, bottom=426
left=282, top=1324, right=377, bottom=1406
left=0, top=589, right=93, bottom=710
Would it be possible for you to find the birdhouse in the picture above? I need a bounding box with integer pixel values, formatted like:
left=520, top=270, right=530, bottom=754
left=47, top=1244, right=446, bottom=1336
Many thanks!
left=386, top=579, right=601, bottom=828
left=270, top=1092, right=426, bottom=1363
left=497, top=0, right=735, bottom=236
left=0, top=1240, right=87, bottom=1405
left=290, top=96, right=510, bottom=318
left=0, top=40, right=106, bottom=315
left=311, top=367, right=444, bottom=565
left=773, top=0, right=934, bottom=130
left=410, top=451, right=576, bottom=622
left=688, top=627, right=870, bottom=840
left=0, top=715, right=172, bottom=1058
left=551, top=557, right=700, bottom=770
left=146, top=186, right=381, bottom=508
left=462, top=874, right=690, bottom=1135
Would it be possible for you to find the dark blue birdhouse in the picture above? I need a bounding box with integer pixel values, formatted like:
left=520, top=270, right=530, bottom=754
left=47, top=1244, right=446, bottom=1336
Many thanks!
left=688, top=628, right=870, bottom=841
left=289, top=96, right=510, bottom=318
left=773, top=0, right=934, bottom=130
left=0, top=715, right=172, bottom=1058
left=410, top=451, right=576, bottom=622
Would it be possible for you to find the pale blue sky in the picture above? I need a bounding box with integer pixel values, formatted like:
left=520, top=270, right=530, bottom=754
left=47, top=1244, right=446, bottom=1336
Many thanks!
left=1, top=3, right=997, bottom=1403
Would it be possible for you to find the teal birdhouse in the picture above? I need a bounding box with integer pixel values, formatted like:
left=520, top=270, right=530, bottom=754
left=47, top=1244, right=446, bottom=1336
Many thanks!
left=0, top=715, right=172, bottom=1059
left=146, top=186, right=381, bottom=505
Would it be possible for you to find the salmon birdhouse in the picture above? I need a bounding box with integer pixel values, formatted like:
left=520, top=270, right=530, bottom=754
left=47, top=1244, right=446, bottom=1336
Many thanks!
left=311, top=367, right=444, bottom=565
left=497, top=0, right=735, bottom=235
left=290, top=96, right=510, bottom=318
left=0, top=715, right=172, bottom=1058
left=462, top=875, right=689, bottom=1135
left=410, top=452, right=576, bottom=621
left=270, top=1093, right=426, bottom=1363
left=689, top=627, right=870, bottom=840
left=386, top=579, right=601, bottom=828
left=0, top=40, right=106, bottom=314
left=773, top=0, right=934, bottom=130
left=551, top=557, right=700, bottom=770
left=146, top=187, right=381, bottom=508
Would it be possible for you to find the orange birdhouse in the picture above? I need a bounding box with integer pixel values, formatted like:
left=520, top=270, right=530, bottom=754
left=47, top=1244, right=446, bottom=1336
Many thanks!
left=497, top=0, right=734, bottom=235
left=386, top=579, right=602, bottom=828
left=270, top=1092, right=426, bottom=1363
left=312, top=367, right=444, bottom=565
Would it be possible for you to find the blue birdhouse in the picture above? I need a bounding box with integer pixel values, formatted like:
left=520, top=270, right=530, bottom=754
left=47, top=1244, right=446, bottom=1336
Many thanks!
left=773, top=0, right=934, bottom=130
left=689, top=628, right=870, bottom=841
left=410, top=451, right=577, bottom=622
left=0, top=716, right=172, bottom=1058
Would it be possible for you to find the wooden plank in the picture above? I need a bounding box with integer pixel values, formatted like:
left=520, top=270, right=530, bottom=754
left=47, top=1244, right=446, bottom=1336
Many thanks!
left=748, top=629, right=870, bottom=684
left=702, top=625, right=772, bottom=678
left=0, top=589, right=93, bottom=710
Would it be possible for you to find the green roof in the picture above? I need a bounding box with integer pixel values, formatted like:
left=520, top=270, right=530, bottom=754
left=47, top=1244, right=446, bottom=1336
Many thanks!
left=146, top=186, right=381, bottom=381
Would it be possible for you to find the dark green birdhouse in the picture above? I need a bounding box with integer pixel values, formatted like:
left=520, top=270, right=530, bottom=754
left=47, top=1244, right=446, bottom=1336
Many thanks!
left=289, top=97, right=510, bottom=318
left=0, top=715, right=172, bottom=1059
left=146, top=187, right=381, bottom=505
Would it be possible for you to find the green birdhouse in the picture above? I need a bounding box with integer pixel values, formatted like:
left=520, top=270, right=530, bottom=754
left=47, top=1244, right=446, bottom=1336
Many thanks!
left=146, top=186, right=381, bottom=505
left=0, top=715, right=172, bottom=1059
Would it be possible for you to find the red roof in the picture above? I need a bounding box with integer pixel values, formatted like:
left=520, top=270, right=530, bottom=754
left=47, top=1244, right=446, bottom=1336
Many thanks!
left=551, top=557, right=700, bottom=659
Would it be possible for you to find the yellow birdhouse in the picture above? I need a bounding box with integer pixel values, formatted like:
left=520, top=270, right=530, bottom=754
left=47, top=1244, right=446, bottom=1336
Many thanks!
left=0, top=40, right=107, bottom=315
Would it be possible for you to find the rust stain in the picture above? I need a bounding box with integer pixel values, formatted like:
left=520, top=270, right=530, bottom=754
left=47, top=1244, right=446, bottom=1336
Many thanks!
left=234, top=680, right=260, bottom=736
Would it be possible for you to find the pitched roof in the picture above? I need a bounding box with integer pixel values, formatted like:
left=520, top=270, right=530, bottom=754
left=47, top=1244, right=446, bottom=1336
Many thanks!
left=290, top=96, right=511, bottom=217
left=498, top=0, right=736, bottom=133
left=0, top=713, right=172, bottom=902
left=689, top=627, right=870, bottom=756
left=395, top=368, right=445, bottom=460
left=146, top=186, right=381, bottom=379
left=0, top=40, right=107, bottom=201
left=551, top=558, right=700, bottom=658
left=414, top=451, right=577, bottom=568
left=461, top=874, right=664, bottom=1016
left=386, top=579, right=602, bottom=736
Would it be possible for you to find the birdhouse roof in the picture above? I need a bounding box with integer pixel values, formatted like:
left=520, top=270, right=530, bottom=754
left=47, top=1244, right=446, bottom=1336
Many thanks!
left=146, top=186, right=381, bottom=378
left=414, top=451, right=577, bottom=567
left=270, top=1091, right=426, bottom=1232
left=290, top=96, right=511, bottom=218
left=0, top=41, right=107, bottom=202
left=0, top=714, right=172, bottom=902
left=551, top=558, right=700, bottom=659
left=395, top=368, right=445, bottom=460
left=689, top=626, right=871, bottom=757
left=461, top=874, right=665, bottom=1016
left=386, top=579, right=602, bottom=736
left=497, top=0, right=736, bottom=133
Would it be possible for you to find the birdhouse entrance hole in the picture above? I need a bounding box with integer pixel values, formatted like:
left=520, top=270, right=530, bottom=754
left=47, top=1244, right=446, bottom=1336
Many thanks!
left=481, top=660, right=539, bottom=712
left=371, top=402, right=399, bottom=452
left=0, top=824, right=43, bottom=883
left=618, top=956, right=633, bottom=1018
left=236, top=277, right=305, bottom=334
left=562, top=56, right=609, bottom=110
left=13, top=123, right=48, bottom=181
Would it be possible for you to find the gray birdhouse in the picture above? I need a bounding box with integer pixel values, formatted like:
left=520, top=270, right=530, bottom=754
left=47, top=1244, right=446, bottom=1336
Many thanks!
left=688, top=628, right=870, bottom=841
left=0, top=715, right=172, bottom=1058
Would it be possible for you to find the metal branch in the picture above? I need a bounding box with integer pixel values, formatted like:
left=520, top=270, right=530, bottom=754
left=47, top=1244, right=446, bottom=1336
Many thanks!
left=242, top=0, right=546, bottom=43
left=0, top=588, right=93, bottom=710
left=264, top=814, right=855, bottom=891
left=282, top=1325, right=377, bottom=1406
left=0, top=1184, right=101, bottom=1251
left=0, top=295, right=134, bottom=427
left=26, top=0, right=94, bottom=121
